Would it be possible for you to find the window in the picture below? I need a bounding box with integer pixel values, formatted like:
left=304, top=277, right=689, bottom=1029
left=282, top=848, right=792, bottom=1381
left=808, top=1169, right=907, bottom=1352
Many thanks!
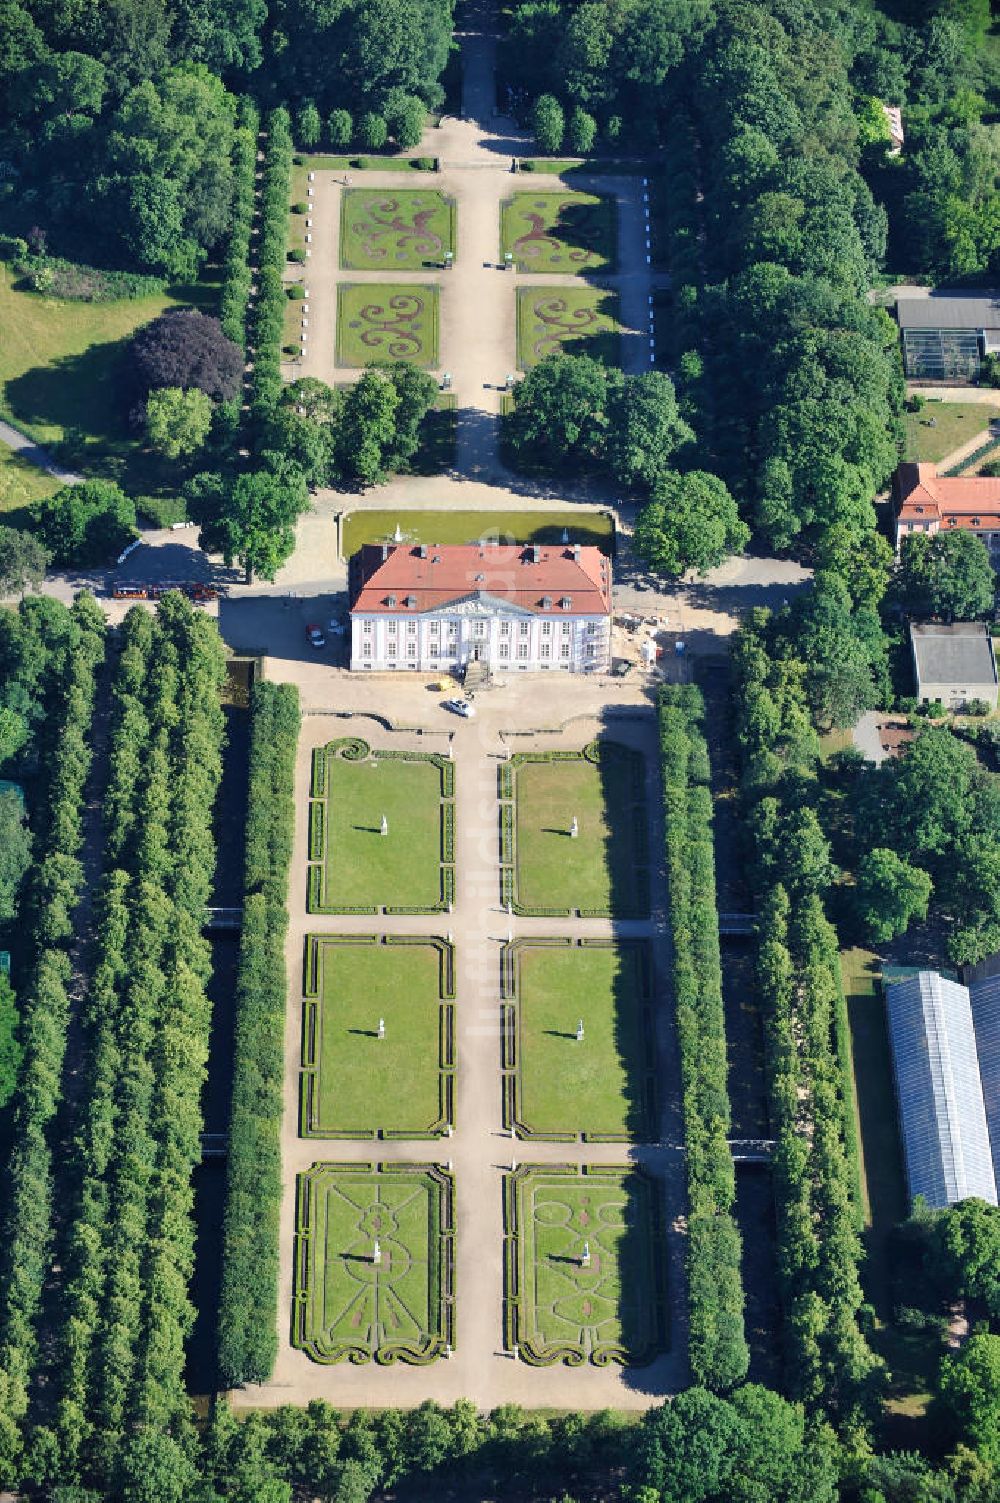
left=500, top=622, right=511, bottom=637
left=561, top=643, right=570, bottom=658
left=586, top=643, right=596, bottom=658
left=519, top=621, right=529, bottom=637
left=448, top=622, right=458, bottom=637
left=387, top=621, right=397, bottom=635
left=517, top=643, right=528, bottom=660
left=387, top=640, right=397, bottom=656
left=562, top=622, right=571, bottom=636
left=499, top=642, right=510, bottom=659
left=363, top=643, right=372, bottom=658
left=586, top=621, right=598, bottom=635
left=541, top=622, right=552, bottom=637
left=474, top=620, right=486, bottom=638
left=431, top=643, right=440, bottom=657
left=430, top=621, right=440, bottom=635
left=363, top=621, right=372, bottom=634
left=541, top=644, right=550, bottom=659
left=407, top=642, right=416, bottom=657
left=407, top=621, right=416, bottom=635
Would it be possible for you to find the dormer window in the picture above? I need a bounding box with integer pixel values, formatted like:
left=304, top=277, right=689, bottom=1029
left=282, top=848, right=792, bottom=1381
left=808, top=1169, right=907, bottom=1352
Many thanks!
left=560, top=596, right=572, bottom=610
left=387, top=594, right=397, bottom=607
left=405, top=594, right=417, bottom=607
left=915, top=505, right=924, bottom=513
left=542, top=595, right=553, bottom=609
left=971, top=517, right=981, bottom=526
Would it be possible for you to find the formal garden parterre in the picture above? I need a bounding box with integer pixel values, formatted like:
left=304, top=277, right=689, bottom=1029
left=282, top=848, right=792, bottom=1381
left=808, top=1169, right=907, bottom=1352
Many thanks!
left=501, top=938, right=656, bottom=1142
left=515, top=286, right=621, bottom=371
left=500, top=192, right=616, bottom=273
left=503, top=1164, right=667, bottom=1366
left=292, top=1161, right=454, bottom=1365
left=499, top=742, right=649, bottom=917
left=308, top=738, right=454, bottom=914
left=340, top=189, right=457, bottom=270
left=300, top=934, right=455, bottom=1139
left=336, top=284, right=440, bottom=368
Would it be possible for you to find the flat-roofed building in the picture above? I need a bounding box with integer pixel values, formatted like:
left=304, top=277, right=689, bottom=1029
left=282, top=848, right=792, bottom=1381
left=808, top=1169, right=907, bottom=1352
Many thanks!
left=348, top=542, right=612, bottom=673
left=897, top=292, right=1000, bottom=381
left=887, top=971, right=998, bottom=1210
left=910, top=622, right=998, bottom=711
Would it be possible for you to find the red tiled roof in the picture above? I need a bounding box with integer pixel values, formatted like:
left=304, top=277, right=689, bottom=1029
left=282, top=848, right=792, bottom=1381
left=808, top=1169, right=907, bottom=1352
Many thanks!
left=896, top=461, right=1000, bottom=531
left=350, top=543, right=612, bottom=615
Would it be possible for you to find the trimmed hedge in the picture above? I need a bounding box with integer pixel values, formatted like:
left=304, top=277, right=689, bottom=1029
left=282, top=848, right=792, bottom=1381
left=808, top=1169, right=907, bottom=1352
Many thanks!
left=220, top=98, right=261, bottom=351
left=217, top=681, right=300, bottom=1388
left=658, top=685, right=748, bottom=1392
left=247, top=107, right=293, bottom=444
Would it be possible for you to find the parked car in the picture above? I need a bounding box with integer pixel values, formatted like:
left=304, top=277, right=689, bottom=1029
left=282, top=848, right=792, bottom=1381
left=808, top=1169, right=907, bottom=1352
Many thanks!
left=442, top=698, right=476, bottom=718
left=326, top=619, right=347, bottom=636
left=306, top=624, right=326, bottom=649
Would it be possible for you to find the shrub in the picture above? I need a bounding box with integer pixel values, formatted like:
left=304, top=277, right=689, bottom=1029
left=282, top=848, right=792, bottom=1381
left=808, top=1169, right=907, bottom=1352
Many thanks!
left=287, top=284, right=305, bottom=300
left=288, top=247, right=306, bottom=264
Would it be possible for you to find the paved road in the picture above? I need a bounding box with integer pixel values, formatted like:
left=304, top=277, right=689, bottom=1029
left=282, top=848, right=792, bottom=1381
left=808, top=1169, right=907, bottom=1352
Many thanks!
left=0, top=417, right=82, bottom=484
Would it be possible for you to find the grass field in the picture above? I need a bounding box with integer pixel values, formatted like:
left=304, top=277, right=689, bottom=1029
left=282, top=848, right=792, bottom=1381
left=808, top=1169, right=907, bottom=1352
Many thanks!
left=341, top=190, right=456, bottom=270
left=501, top=192, right=616, bottom=272
left=301, top=935, right=452, bottom=1137
left=508, top=940, right=654, bottom=1140
left=903, top=400, right=1000, bottom=464
left=516, top=286, right=620, bottom=370
left=506, top=746, right=648, bottom=916
left=293, top=1161, right=453, bottom=1363
left=505, top=1165, right=666, bottom=1365
left=0, top=260, right=215, bottom=481
left=341, top=506, right=614, bottom=557
left=337, top=283, right=439, bottom=367
left=308, top=741, right=452, bottom=913
left=0, top=440, right=60, bottom=525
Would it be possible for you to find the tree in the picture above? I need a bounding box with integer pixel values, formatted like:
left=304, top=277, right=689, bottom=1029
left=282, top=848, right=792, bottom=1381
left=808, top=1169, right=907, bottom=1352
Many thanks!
left=566, top=105, right=596, bottom=155
left=0, top=784, right=31, bottom=922
left=607, top=372, right=694, bottom=492
left=633, top=470, right=749, bottom=577
left=380, top=361, right=436, bottom=470
left=508, top=354, right=608, bottom=469
left=327, top=108, right=353, bottom=147
left=897, top=531, right=996, bottom=621
left=358, top=111, right=387, bottom=150
left=932, top=1200, right=1000, bottom=1321
left=31, top=480, right=136, bottom=567
left=195, top=461, right=310, bottom=582
left=0, top=974, right=21, bottom=1112
left=0, top=526, right=49, bottom=597
left=791, top=572, right=887, bottom=728
left=387, top=94, right=425, bottom=149
left=335, top=370, right=400, bottom=485
left=128, top=310, right=243, bottom=403
left=0, top=706, right=28, bottom=767
left=533, top=93, right=565, bottom=153
left=855, top=848, right=933, bottom=942
left=296, top=99, right=321, bottom=147
left=144, top=385, right=213, bottom=458
left=939, top=1334, right=1000, bottom=1461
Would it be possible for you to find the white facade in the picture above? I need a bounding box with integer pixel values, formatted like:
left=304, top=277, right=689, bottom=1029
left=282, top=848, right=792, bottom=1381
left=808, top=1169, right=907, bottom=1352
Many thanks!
left=350, top=592, right=610, bottom=673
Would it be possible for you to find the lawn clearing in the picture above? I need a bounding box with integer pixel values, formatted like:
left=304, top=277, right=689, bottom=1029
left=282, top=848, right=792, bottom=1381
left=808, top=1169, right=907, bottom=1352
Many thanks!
left=341, top=190, right=456, bottom=270
left=293, top=1161, right=454, bottom=1364
left=301, top=934, right=454, bottom=1138
left=503, top=939, right=655, bottom=1141
left=0, top=440, right=60, bottom=525
left=903, top=400, right=1000, bottom=464
left=308, top=738, right=454, bottom=914
left=341, top=506, right=614, bottom=557
left=501, top=192, right=616, bottom=272
left=516, top=286, right=620, bottom=370
left=504, top=1164, right=666, bottom=1365
left=337, top=283, right=439, bottom=367
left=0, top=260, right=215, bottom=481
left=501, top=742, right=649, bottom=917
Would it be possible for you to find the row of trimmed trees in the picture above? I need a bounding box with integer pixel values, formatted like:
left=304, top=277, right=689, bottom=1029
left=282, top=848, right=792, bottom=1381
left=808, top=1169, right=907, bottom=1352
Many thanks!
left=31, top=595, right=227, bottom=1487
left=218, top=681, right=300, bottom=1388
left=0, top=595, right=106, bottom=1484
left=658, top=684, right=748, bottom=1392
left=731, top=615, right=877, bottom=1423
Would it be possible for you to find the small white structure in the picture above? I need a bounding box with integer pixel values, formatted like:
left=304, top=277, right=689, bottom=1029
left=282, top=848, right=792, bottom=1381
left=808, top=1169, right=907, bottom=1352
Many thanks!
left=373, top=1239, right=382, bottom=1264
left=581, top=1240, right=591, bottom=1267
left=380, top=814, right=388, bottom=836
left=377, top=1017, right=385, bottom=1040
left=570, top=816, right=579, bottom=839
left=910, top=622, right=999, bottom=711
left=576, top=1018, right=584, bottom=1042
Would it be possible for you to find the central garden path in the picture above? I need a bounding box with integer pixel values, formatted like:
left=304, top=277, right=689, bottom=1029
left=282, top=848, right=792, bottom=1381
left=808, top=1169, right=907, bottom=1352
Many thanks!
left=237, top=703, right=688, bottom=1413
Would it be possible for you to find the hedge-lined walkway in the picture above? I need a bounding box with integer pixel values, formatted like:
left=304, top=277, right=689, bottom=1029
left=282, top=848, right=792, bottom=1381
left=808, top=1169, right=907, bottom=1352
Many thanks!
left=235, top=703, right=689, bottom=1410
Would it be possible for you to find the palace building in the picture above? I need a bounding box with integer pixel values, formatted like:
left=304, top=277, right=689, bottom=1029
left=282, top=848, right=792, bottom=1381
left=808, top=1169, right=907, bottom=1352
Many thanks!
left=348, top=542, right=612, bottom=674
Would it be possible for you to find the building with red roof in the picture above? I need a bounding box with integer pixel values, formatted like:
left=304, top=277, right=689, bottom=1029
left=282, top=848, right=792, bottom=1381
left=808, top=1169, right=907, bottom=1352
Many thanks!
left=894, top=461, right=1000, bottom=557
left=348, top=542, right=612, bottom=673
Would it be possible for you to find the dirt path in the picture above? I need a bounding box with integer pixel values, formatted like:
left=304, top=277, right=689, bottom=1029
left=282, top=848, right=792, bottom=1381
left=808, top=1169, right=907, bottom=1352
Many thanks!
left=233, top=702, right=688, bottom=1412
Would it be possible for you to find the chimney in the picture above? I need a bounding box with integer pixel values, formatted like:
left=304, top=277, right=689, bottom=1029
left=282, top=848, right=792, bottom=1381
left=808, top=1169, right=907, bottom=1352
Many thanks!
left=381, top=544, right=389, bottom=561
left=531, top=544, right=541, bottom=563
left=418, top=544, right=428, bottom=559
left=572, top=544, right=581, bottom=561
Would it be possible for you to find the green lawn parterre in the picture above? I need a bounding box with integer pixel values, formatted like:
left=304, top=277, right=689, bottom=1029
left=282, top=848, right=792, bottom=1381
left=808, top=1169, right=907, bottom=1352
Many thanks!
left=336, top=283, right=439, bottom=367
left=501, top=192, right=616, bottom=272
left=516, top=285, right=621, bottom=371
left=500, top=742, right=649, bottom=917
left=301, top=934, right=455, bottom=1138
left=308, top=738, right=454, bottom=914
left=504, top=1164, right=667, bottom=1365
left=293, top=1161, right=454, bottom=1364
left=502, top=938, right=656, bottom=1141
left=340, top=505, right=614, bottom=558
left=340, top=189, right=456, bottom=270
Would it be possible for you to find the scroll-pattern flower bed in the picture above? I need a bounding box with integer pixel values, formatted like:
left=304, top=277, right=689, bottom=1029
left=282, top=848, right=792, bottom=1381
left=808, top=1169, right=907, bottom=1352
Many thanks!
left=515, top=286, right=620, bottom=370
left=501, top=192, right=616, bottom=272
left=503, top=1165, right=667, bottom=1366
left=340, top=189, right=456, bottom=270
left=293, top=1162, right=454, bottom=1364
left=337, top=284, right=439, bottom=367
